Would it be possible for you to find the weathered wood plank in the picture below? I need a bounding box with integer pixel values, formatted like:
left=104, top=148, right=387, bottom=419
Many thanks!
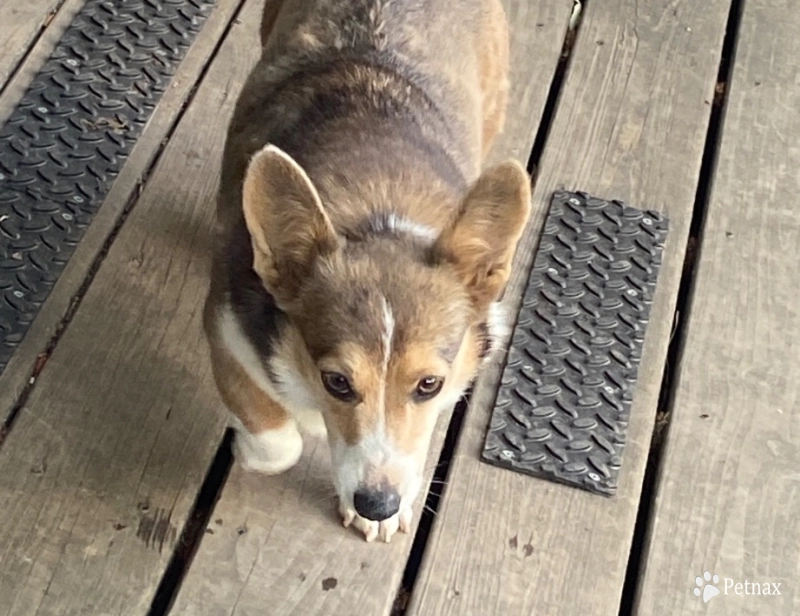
left=169, top=2, right=572, bottom=615
left=407, top=2, right=734, bottom=615
left=0, top=0, right=85, bottom=124
left=0, top=1, right=257, bottom=614
left=0, top=0, right=245, bottom=425
left=0, top=0, right=67, bottom=92
left=635, top=1, right=800, bottom=614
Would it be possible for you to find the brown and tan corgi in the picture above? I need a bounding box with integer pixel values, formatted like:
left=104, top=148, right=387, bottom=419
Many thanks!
left=203, top=0, right=531, bottom=542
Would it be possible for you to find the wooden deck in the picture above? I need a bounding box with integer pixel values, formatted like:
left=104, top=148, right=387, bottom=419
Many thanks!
left=0, top=1, right=797, bottom=615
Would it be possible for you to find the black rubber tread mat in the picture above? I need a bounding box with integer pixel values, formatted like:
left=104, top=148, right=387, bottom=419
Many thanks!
left=482, top=191, right=669, bottom=496
left=0, top=0, right=217, bottom=375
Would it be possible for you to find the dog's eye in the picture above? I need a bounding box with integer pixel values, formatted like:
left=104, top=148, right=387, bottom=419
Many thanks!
left=321, top=372, right=356, bottom=401
left=415, top=376, right=444, bottom=400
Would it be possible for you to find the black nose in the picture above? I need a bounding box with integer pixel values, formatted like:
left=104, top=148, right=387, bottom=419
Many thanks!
left=353, top=486, right=401, bottom=521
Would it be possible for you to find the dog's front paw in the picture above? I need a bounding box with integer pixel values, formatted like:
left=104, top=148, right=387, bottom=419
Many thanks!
left=233, top=421, right=303, bottom=475
left=339, top=501, right=413, bottom=543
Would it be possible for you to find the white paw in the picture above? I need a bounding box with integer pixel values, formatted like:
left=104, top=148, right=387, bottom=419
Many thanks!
left=233, top=421, right=303, bottom=475
left=339, top=500, right=413, bottom=543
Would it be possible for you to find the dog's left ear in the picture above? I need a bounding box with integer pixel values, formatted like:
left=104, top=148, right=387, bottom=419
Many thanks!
left=434, top=160, right=531, bottom=311
left=242, top=145, right=339, bottom=307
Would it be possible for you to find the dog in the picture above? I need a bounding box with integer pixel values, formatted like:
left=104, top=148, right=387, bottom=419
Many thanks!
left=203, top=0, right=531, bottom=543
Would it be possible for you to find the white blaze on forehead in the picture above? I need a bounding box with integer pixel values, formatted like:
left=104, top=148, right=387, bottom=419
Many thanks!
left=378, top=295, right=395, bottom=422
left=384, top=213, right=438, bottom=244
left=380, top=295, right=395, bottom=377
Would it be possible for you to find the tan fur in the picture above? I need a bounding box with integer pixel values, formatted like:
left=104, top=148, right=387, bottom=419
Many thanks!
left=317, top=341, right=384, bottom=445
left=204, top=0, right=531, bottom=536
left=384, top=332, right=483, bottom=455
left=434, top=160, right=532, bottom=310
left=203, top=304, right=290, bottom=434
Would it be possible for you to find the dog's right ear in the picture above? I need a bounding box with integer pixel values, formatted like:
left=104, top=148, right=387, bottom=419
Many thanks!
left=242, top=145, right=338, bottom=307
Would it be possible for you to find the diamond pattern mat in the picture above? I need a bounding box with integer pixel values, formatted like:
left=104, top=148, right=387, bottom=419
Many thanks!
left=481, top=191, right=669, bottom=496
left=0, top=0, right=217, bottom=375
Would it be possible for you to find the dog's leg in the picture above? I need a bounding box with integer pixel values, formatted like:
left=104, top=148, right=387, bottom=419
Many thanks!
left=206, top=308, right=303, bottom=475
left=227, top=410, right=303, bottom=475
left=213, top=348, right=303, bottom=474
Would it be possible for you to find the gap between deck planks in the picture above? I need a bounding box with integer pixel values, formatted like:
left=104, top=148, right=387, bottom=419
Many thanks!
left=0, top=0, right=68, bottom=92
left=635, top=0, right=800, bottom=613
left=407, top=1, right=736, bottom=615
left=0, top=0, right=86, bottom=130
left=0, top=1, right=252, bottom=614
left=168, top=1, right=572, bottom=615
left=0, top=0, right=246, bottom=427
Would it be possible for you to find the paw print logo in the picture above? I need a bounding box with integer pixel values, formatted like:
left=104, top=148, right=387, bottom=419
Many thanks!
left=693, top=571, right=720, bottom=603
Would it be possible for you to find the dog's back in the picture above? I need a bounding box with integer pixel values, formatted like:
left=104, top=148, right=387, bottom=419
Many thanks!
left=215, top=0, right=509, bottom=233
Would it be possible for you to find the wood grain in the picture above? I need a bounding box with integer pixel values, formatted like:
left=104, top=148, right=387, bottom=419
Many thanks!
left=0, top=0, right=86, bottom=120
left=169, top=1, right=572, bottom=615
left=0, top=0, right=246, bottom=425
left=407, top=1, right=734, bottom=615
left=0, top=1, right=258, bottom=614
left=0, top=0, right=67, bottom=92
left=635, top=1, right=800, bottom=613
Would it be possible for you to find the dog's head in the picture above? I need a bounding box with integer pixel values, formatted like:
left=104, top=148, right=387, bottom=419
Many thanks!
left=242, top=145, right=530, bottom=522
